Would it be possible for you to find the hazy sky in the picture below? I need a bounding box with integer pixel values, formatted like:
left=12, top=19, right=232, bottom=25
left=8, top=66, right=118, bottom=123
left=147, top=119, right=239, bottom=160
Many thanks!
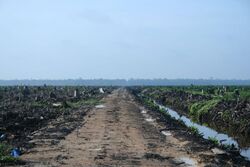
left=0, top=0, right=249, bottom=79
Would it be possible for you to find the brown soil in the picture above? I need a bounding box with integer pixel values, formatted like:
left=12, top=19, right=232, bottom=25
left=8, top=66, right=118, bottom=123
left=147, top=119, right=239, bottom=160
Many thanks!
left=17, top=89, right=248, bottom=167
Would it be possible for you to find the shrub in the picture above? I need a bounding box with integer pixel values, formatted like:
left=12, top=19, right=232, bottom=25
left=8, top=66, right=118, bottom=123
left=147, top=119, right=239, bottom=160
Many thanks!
left=208, top=136, right=219, bottom=146
left=188, top=126, right=203, bottom=137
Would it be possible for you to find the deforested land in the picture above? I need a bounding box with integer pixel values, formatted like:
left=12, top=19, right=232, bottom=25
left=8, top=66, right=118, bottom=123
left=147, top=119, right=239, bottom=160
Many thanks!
left=0, top=85, right=250, bottom=166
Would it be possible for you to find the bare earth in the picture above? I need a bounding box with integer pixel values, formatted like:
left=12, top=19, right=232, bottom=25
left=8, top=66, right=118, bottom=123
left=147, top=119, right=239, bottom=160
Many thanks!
left=21, top=89, right=217, bottom=167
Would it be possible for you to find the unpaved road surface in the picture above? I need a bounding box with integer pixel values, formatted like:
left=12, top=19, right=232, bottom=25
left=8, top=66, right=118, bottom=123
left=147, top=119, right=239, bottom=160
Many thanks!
left=20, top=89, right=226, bottom=166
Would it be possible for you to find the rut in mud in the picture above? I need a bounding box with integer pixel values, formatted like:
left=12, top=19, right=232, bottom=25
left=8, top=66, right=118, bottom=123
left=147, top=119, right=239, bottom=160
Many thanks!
left=19, top=89, right=249, bottom=167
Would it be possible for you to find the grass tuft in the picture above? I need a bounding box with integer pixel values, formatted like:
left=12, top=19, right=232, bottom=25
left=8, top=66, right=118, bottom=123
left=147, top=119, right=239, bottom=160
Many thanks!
left=208, top=136, right=219, bottom=146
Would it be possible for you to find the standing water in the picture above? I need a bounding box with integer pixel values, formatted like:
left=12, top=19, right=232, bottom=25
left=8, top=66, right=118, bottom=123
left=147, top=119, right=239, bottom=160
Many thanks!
left=156, top=102, right=250, bottom=160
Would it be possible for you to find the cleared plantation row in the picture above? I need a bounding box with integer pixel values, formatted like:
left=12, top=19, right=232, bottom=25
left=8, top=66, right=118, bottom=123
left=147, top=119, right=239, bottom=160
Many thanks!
left=0, top=86, right=114, bottom=165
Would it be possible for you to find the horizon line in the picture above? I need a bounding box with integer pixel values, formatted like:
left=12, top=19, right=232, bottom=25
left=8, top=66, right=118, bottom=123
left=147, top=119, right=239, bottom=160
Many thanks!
left=1, top=78, right=250, bottom=81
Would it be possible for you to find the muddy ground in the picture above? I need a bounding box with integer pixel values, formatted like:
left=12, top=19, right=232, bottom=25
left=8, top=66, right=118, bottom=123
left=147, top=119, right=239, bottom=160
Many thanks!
left=5, top=88, right=248, bottom=166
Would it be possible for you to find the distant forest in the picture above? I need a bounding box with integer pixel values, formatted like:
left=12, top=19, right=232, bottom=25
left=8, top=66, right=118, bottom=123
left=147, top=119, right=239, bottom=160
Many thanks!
left=0, top=79, right=250, bottom=86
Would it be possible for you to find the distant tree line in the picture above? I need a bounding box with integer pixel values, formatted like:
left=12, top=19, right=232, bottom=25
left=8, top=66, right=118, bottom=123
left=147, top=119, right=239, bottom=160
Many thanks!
left=0, top=79, right=250, bottom=86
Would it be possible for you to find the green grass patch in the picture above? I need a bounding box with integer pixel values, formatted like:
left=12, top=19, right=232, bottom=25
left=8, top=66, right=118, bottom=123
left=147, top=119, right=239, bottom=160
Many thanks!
left=0, top=143, right=11, bottom=157
left=240, top=91, right=250, bottom=100
left=208, top=136, right=219, bottom=146
left=143, top=98, right=159, bottom=111
left=0, top=156, right=20, bottom=164
left=189, top=99, right=220, bottom=122
left=0, top=143, right=19, bottom=164
left=221, top=110, right=231, bottom=122
left=188, top=126, right=203, bottom=137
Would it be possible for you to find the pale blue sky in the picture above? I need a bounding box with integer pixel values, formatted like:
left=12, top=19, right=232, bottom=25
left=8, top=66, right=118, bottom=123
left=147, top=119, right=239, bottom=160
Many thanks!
left=0, top=0, right=249, bottom=79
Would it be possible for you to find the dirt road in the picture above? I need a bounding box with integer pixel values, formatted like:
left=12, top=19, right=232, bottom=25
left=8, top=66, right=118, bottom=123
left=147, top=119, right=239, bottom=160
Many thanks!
left=20, top=89, right=223, bottom=166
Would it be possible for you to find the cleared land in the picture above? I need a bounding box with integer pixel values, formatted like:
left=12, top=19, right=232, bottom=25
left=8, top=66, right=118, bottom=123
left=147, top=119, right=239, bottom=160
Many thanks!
left=1, top=88, right=249, bottom=166
left=19, top=89, right=248, bottom=166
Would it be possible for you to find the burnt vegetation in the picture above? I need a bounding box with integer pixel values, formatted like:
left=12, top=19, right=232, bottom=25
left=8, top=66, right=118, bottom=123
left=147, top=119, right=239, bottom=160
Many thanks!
left=0, top=86, right=113, bottom=164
